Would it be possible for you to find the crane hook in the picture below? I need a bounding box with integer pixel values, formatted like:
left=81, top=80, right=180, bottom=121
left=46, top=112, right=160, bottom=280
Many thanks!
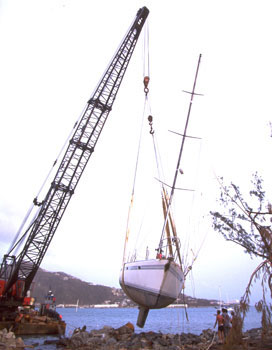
left=148, top=115, right=154, bottom=134
left=143, top=76, right=150, bottom=95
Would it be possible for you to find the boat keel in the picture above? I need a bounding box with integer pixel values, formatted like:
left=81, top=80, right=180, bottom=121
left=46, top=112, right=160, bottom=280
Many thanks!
left=137, top=307, right=149, bottom=328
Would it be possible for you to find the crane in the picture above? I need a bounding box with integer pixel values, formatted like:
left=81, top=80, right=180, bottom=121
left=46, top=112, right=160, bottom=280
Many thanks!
left=0, top=6, right=149, bottom=314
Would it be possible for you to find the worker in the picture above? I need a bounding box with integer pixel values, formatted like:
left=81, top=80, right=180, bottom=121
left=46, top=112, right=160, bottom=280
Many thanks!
left=222, top=308, right=231, bottom=337
left=214, top=310, right=224, bottom=344
left=15, top=307, right=24, bottom=322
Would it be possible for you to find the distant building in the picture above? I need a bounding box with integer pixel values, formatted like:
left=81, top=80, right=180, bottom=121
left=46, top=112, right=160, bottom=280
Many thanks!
left=93, top=304, right=119, bottom=308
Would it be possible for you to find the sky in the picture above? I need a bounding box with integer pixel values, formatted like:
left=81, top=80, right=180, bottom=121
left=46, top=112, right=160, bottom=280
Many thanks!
left=0, top=0, right=272, bottom=307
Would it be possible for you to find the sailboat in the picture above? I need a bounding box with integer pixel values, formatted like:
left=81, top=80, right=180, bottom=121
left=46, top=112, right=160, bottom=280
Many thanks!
left=119, top=189, right=185, bottom=327
left=119, top=55, right=202, bottom=328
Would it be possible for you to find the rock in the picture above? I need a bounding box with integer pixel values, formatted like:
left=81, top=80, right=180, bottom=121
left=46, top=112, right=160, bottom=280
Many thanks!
left=200, top=328, right=214, bottom=339
left=131, top=336, right=142, bottom=346
left=157, top=336, right=168, bottom=346
left=140, top=338, right=153, bottom=349
left=0, top=329, right=28, bottom=350
left=56, top=324, right=272, bottom=350
left=118, top=333, right=132, bottom=341
left=15, top=338, right=25, bottom=347
left=44, top=339, right=59, bottom=345
left=106, top=337, right=117, bottom=345
left=90, top=325, right=114, bottom=338
left=56, top=338, right=69, bottom=347
left=30, top=342, right=39, bottom=347
left=116, top=322, right=134, bottom=335
left=5, top=332, right=15, bottom=339
left=86, top=337, right=103, bottom=346
left=152, top=344, right=167, bottom=350
left=168, top=346, right=181, bottom=350
left=69, top=333, right=86, bottom=347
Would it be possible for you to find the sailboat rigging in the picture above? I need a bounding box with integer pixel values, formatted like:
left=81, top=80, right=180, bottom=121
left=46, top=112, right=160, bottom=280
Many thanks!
left=120, top=54, right=202, bottom=328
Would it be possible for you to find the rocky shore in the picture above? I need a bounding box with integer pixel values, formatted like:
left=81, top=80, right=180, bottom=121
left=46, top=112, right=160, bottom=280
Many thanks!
left=56, top=324, right=272, bottom=350
left=0, top=329, right=26, bottom=349
left=1, top=323, right=272, bottom=350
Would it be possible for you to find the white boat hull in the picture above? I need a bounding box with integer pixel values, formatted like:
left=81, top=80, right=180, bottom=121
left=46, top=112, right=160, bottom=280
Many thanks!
left=119, top=259, right=184, bottom=310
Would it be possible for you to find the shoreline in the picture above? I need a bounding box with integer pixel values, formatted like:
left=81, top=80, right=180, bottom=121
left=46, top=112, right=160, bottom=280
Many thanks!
left=56, top=306, right=261, bottom=336
left=2, top=324, right=271, bottom=350
left=55, top=304, right=239, bottom=309
left=54, top=325, right=272, bottom=350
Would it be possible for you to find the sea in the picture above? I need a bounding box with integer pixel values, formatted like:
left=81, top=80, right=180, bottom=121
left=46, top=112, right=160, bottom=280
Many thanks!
left=22, top=306, right=262, bottom=349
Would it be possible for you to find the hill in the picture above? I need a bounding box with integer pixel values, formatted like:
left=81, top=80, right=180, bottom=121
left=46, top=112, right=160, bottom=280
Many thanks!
left=33, top=268, right=122, bottom=306
left=33, top=268, right=220, bottom=308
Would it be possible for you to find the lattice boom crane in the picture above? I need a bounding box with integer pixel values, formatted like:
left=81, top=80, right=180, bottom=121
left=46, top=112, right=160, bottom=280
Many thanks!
left=0, top=6, right=149, bottom=311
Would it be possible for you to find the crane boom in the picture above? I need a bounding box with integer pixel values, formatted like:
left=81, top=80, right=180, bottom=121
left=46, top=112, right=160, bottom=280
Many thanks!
left=0, top=6, right=149, bottom=308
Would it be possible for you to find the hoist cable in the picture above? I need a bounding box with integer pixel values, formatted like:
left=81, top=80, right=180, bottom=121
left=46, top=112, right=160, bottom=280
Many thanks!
left=122, top=22, right=150, bottom=263
left=122, top=97, right=148, bottom=263
left=36, top=115, right=82, bottom=200
left=9, top=110, right=84, bottom=254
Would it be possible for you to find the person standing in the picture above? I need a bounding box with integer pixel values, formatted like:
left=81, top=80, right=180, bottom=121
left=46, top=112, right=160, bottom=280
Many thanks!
left=214, top=310, right=224, bottom=344
left=222, top=308, right=231, bottom=337
left=230, top=310, right=235, bottom=325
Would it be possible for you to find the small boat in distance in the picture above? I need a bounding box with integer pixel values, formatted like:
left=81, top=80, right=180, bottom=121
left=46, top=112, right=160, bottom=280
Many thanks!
left=120, top=55, right=202, bottom=328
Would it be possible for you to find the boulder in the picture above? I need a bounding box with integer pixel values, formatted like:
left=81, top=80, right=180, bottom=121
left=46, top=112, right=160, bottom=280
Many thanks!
left=56, top=324, right=272, bottom=350
left=0, top=329, right=26, bottom=350
left=116, top=322, right=134, bottom=334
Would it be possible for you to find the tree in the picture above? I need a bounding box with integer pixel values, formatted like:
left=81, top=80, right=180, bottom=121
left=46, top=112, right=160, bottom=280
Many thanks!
left=210, top=172, right=272, bottom=336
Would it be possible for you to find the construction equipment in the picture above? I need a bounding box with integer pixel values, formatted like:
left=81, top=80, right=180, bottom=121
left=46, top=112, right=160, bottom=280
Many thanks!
left=0, top=6, right=149, bottom=325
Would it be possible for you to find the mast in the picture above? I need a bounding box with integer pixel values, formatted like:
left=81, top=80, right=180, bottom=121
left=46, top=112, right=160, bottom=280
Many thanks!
left=0, top=7, right=149, bottom=303
left=159, top=54, right=202, bottom=254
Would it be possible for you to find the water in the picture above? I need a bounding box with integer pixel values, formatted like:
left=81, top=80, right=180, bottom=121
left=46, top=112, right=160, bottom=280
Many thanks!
left=21, top=306, right=261, bottom=349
